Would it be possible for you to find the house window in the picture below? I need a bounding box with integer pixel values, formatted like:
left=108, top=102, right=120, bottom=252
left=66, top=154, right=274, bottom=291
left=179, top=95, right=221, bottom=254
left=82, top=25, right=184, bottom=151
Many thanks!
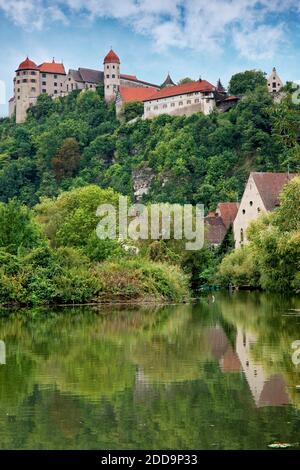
left=31, top=87, right=36, bottom=92
left=194, top=99, right=199, bottom=103
left=31, top=79, right=36, bottom=83
left=17, top=96, right=20, bottom=100
left=163, top=104, right=167, bottom=108
left=250, top=201, right=253, bottom=207
left=242, top=209, right=245, bottom=214
left=154, top=105, right=158, bottom=110
left=171, top=102, right=175, bottom=107
left=106, top=75, right=110, bottom=78
left=240, top=228, right=244, bottom=243
left=54, top=82, right=57, bottom=87
left=17, top=80, right=20, bottom=84
left=187, top=100, right=191, bottom=104
left=146, top=107, right=150, bottom=111
left=42, top=89, right=46, bottom=93
left=54, top=75, right=57, bottom=79
left=42, top=81, right=46, bottom=86
left=17, top=72, right=20, bottom=76
left=42, top=73, right=46, bottom=78
left=179, top=101, right=183, bottom=106
left=257, top=207, right=261, bottom=213
left=112, top=74, right=115, bottom=78
left=31, top=71, right=36, bottom=75
left=54, top=90, right=57, bottom=94
left=17, top=88, right=20, bottom=92
left=113, top=65, right=115, bottom=69
left=22, top=79, right=27, bottom=83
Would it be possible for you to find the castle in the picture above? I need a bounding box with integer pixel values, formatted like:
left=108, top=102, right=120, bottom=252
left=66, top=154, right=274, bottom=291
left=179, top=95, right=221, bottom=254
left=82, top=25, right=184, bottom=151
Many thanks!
left=9, top=49, right=283, bottom=123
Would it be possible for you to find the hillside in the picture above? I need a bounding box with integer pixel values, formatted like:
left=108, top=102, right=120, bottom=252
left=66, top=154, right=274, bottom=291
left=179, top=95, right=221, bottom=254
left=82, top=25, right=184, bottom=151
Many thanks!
left=0, top=83, right=298, bottom=210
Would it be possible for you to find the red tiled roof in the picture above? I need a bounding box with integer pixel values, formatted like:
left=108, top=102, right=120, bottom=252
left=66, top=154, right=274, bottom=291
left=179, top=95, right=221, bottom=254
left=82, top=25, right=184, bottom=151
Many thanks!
left=121, top=74, right=137, bottom=81
left=143, top=80, right=215, bottom=101
left=204, top=214, right=227, bottom=245
left=38, top=62, right=66, bottom=74
left=104, top=49, right=120, bottom=64
left=223, top=95, right=240, bottom=101
left=17, top=57, right=38, bottom=71
left=251, top=172, right=297, bottom=211
left=217, top=202, right=239, bottom=229
left=119, top=86, right=159, bottom=104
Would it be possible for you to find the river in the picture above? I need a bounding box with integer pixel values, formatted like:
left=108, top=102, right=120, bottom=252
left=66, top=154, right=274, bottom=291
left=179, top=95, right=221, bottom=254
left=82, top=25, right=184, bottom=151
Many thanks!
left=0, top=291, right=300, bottom=449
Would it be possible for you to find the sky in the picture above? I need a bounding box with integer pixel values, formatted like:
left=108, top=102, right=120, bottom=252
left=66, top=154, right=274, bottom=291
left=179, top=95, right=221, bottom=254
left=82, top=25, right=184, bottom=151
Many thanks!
left=1, top=0, right=300, bottom=116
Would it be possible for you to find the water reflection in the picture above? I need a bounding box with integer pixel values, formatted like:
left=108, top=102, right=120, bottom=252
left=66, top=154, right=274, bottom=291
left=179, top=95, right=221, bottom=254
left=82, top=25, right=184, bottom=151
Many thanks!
left=0, top=292, right=299, bottom=449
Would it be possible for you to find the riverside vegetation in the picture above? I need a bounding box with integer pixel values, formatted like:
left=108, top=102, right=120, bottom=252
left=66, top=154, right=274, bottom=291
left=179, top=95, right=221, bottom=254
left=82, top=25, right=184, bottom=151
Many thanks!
left=0, top=71, right=299, bottom=305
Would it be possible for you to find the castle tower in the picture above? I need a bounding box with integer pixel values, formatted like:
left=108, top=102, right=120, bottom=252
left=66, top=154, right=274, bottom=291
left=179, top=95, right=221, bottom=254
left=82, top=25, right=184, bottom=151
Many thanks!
left=15, top=57, right=40, bottom=123
left=267, top=67, right=283, bottom=94
left=103, top=49, right=121, bottom=102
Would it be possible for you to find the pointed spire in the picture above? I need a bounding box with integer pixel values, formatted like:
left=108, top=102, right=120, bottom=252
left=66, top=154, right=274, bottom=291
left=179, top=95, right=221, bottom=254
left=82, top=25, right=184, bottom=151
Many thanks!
left=161, top=73, right=175, bottom=88
left=217, top=78, right=226, bottom=93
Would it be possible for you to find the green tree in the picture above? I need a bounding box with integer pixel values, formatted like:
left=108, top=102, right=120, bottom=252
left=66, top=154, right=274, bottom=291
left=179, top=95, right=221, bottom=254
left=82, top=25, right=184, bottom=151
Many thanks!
left=51, top=138, right=82, bottom=181
left=0, top=199, right=43, bottom=254
left=229, top=70, right=267, bottom=95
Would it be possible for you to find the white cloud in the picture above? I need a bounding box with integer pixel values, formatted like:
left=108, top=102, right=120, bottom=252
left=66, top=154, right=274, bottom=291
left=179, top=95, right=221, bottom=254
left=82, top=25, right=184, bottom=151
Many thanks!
left=0, top=0, right=298, bottom=60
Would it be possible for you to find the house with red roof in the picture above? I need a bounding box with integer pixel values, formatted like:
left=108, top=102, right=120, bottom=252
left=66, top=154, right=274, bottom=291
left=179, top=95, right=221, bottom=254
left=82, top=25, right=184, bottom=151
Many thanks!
left=143, top=79, right=217, bottom=119
left=233, top=172, right=297, bottom=248
left=205, top=202, right=239, bottom=247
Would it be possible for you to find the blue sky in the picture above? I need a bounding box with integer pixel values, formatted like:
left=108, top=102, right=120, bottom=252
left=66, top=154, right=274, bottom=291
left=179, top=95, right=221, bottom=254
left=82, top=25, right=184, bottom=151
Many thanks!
left=1, top=0, right=300, bottom=116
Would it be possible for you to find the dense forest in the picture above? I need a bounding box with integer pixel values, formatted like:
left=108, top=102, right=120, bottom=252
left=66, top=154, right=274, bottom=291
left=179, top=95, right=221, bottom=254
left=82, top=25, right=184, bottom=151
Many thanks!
left=0, top=71, right=299, bottom=304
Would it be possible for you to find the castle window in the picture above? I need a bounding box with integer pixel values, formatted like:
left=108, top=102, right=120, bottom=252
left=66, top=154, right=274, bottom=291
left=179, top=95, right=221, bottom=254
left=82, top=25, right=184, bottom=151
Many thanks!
left=90, top=85, right=93, bottom=88
left=250, top=201, right=253, bottom=207
left=187, top=100, right=191, bottom=104
left=113, top=65, right=115, bottom=69
left=31, top=87, right=36, bottom=92
left=17, top=72, right=20, bottom=76
left=163, top=104, right=167, bottom=108
left=106, top=75, right=110, bottom=78
left=146, top=107, right=150, bottom=111
left=22, top=79, right=27, bottom=83
left=54, top=82, right=57, bottom=87
left=54, top=75, right=57, bottom=79
left=17, top=96, right=20, bottom=100
left=42, top=73, right=46, bottom=78
left=257, top=207, right=261, bottom=213
left=42, top=89, right=46, bottom=93
left=17, top=80, right=20, bottom=84
left=242, top=209, right=245, bottom=214
left=171, top=102, right=175, bottom=107
left=107, top=85, right=109, bottom=88
left=154, top=105, right=158, bottom=110
left=42, top=81, right=46, bottom=86
left=54, top=90, right=57, bottom=94
left=179, top=101, right=183, bottom=106
left=112, top=74, right=115, bottom=78
left=240, top=228, right=244, bottom=243
left=31, top=79, right=36, bottom=83
left=17, top=88, right=20, bottom=92
left=194, top=99, right=199, bottom=103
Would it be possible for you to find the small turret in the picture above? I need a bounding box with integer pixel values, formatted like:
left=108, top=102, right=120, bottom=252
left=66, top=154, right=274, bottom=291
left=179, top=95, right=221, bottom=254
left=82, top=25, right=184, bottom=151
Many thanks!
left=161, top=73, right=175, bottom=88
left=217, top=78, right=226, bottom=94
